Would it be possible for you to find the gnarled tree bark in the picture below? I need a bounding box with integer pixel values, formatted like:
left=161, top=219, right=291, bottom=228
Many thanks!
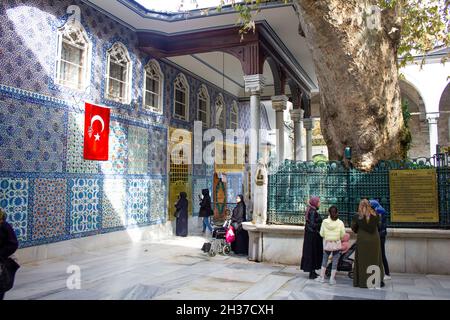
left=296, top=0, right=407, bottom=171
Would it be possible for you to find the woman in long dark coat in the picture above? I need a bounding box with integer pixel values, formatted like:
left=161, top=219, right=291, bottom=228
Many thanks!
left=231, top=195, right=249, bottom=255
left=351, top=199, right=385, bottom=288
left=175, top=192, right=188, bottom=237
left=199, top=189, right=213, bottom=233
left=300, top=196, right=323, bottom=279
left=0, top=208, right=19, bottom=300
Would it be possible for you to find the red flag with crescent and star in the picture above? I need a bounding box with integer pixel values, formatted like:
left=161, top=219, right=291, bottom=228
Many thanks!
left=83, top=102, right=111, bottom=161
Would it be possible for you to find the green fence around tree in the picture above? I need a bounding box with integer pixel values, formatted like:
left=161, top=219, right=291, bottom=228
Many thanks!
left=267, top=156, right=450, bottom=229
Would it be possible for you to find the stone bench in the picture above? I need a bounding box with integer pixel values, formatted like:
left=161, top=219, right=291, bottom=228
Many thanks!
left=243, top=222, right=450, bottom=275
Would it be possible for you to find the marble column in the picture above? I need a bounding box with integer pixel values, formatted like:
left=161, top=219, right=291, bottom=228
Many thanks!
left=244, top=74, right=265, bottom=213
left=427, top=115, right=439, bottom=157
left=290, top=108, right=304, bottom=161
left=303, top=118, right=313, bottom=161
left=271, top=95, right=288, bottom=163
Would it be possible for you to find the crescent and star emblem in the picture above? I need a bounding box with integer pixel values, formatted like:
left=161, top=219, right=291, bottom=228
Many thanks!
left=88, top=115, right=105, bottom=141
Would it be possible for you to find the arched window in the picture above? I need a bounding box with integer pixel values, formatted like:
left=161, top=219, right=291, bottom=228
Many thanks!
left=197, top=85, right=210, bottom=128
left=144, top=59, right=163, bottom=113
left=215, top=94, right=225, bottom=131
left=173, top=73, right=189, bottom=121
left=231, top=101, right=239, bottom=130
left=56, top=21, right=90, bottom=90
left=105, top=42, right=131, bottom=104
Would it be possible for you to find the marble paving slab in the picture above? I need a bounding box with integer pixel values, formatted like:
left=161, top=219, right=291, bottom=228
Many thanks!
left=234, top=274, right=293, bottom=300
left=5, top=235, right=450, bottom=300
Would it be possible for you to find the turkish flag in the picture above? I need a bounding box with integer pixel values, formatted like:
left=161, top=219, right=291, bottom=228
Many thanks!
left=83, top=102, right=111, bottom=161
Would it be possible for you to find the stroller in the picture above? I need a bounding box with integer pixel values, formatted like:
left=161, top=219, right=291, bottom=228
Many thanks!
left=208, top=215, right=234, bottom=257
left=325, top=243, right=357, bottom=279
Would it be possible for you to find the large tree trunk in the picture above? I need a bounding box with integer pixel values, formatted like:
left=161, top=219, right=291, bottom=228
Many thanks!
left=296, top=0, right=407, bottom=171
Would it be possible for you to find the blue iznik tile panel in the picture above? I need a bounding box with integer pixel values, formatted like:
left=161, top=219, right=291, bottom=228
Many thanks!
left=0, top=96, right=65, bottom=173
left=128, top=125, right=149, bottom=175
left=33, top=178, right=66, bottom=240
left=102, top=178, right=126, bottom=229
left=67, top=112, right=99, bottom=174
left=69, top=178, right=100, bottom=234
left=100, top=121, right=128, bottom=175
left=0, top=178, right=29, bottom=241
left=127, top=179, right=150, bottom=226
left=226, top=173, right=243, bottom=206
left=192, top=177, right=213, bottom=217
left=148, top=127, right=167, bottom=175
left=149, top=178, right=166, bottom=223
left=0, top=0, right=248, bottom=249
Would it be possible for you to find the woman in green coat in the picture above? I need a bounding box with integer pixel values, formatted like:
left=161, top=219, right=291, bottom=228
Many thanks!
left=351, top=199, right=384, bottom=288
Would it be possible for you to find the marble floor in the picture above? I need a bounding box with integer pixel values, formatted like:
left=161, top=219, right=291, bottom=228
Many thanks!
left=5, top=235, right=450, bottom=300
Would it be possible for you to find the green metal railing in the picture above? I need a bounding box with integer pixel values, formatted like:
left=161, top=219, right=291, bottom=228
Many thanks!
left=267, top=156, right=450, bottom=229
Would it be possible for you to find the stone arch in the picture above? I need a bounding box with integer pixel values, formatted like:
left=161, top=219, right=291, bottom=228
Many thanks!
left=265, top=57, right=283, bottom=96
left=438, top=82, right=450, bottom=147
left=399, top=79, right=429, bottom=157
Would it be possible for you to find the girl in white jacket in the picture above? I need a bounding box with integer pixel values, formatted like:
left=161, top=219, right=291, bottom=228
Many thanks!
left=315, top=206, right=346, bottom=285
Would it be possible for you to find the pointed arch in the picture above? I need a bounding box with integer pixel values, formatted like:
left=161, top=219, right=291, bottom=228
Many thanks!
left=144, top=59, right=163, bottom=113
left=105, top=42, right=132, bottom=104
left=173, top=73, right=189, bottom=121
left=56, top=19, right=91, bottom=90
left=197, top=84, right=210, bottom=128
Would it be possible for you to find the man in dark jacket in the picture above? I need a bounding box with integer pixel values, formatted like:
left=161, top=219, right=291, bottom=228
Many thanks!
left=199, top=189, right=213, bottom=233
left=0, top=208, right=19, bottom=300
left=369, top=199, right=391, bottom=280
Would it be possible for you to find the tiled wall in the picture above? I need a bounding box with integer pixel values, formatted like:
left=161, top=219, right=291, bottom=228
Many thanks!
left=0, top=0, right=270, bottom=248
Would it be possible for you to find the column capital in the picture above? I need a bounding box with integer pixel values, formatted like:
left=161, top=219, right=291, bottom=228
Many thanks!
left=244, top=74, right=265, bottom=94
left=427, top=114, right=439, bottom=124
left=271, top=95, right=288, bottom=112
left=303, top=118, right=314, bottom=130
left=290, top=108, right=304, bottom=122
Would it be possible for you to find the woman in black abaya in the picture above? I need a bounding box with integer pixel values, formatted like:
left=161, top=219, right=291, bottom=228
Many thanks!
left=175, top=192, right=188, bottom=237
left=231, top=195, right=249, bottom=255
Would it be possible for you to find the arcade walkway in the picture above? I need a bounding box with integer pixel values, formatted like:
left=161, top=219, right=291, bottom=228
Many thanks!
left=5, top=235, right=450, bottom=300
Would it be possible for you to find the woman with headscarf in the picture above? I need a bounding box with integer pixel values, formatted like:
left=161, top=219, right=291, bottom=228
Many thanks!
left=199, top=189, right=213, bottom=234
left=0, top=208, right=19, bottom=300
left=175, top=192, right=188, bottom=237
left=370, top=199, right=391, bottom=281
left=351, top=199, right=385, bottom=288
left=300, top=196, right=323, bottom=279
left=231, top=195, right=249, bottom=255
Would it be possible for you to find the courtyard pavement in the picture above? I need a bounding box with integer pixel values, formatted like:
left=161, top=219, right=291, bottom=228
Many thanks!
left=5, top=235, right=450, bottom=300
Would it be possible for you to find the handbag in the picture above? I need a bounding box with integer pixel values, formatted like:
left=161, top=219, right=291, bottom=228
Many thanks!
left=324, top=240, right=342, bottom=252
left=225, top=226, right=235, bottom=243
left=0, top=257, right=20, bottom=293
left=174, top=207, right=181, bottom=218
